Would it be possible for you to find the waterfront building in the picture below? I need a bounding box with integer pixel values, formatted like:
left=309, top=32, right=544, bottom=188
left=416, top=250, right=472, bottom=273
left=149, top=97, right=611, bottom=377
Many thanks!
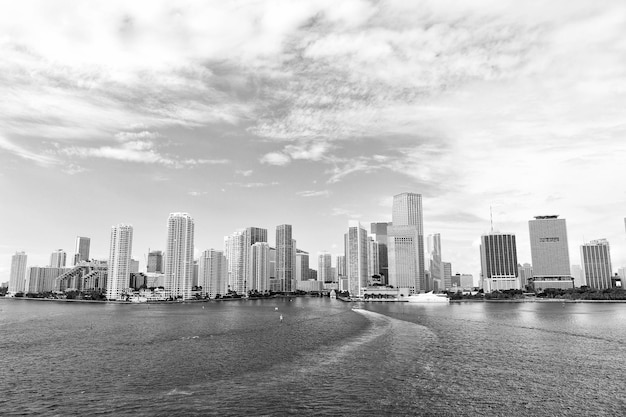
left=224, top=229, right=245, bottom=294
left=518, top=263, right=533, bottom=288
left=295, top=249, right=309, bottom=281
left=147, top=250, right=163, bottom=273
left=130, top=259, right=140, bottom=274
left=581, top=239, right=613, bottom=290
left=296, top=279, right=323, bottom=292
left=443, top=262, right=452, bottom=291
left=388, top=193, right=425, bottom=293
left=570, top=264, right=584, bottom=287
left=276, top=224, right=295, bottom=292
left=106, top=224, right=133, bottom=301
left=49, top=249, right=66, bottom=268
left=336, top=255, right=346, bottom=280
left=165, top=213, right=195, bottom=300
left=242, top=227, right=268, bottom=292
left=367, top=237, right=379, bottom=282
left=54, top=261, right=107, bottom=292
left=370, top=222, right=390, bottom=283
left=318, top=252, right=333, bottom=283
left=73, top=236, right=90, bottom=265
left=198, top=249, right=228, bottom=298
left=25, top=267, right=70, bottom=293
left=249, top=242, right=270, bottom=293
left=528, top=215, right=574, bottom=290
left=8, top=251, right=27, bottom=294
left=480, top=232, right=519, bottom=292
left=427, top=234, right=443, bottom=292
left=451, top=273, right=474, bottom=291
left=129, top=272, right=147, bottom=290
left=345, top=221, right=369, bottom=298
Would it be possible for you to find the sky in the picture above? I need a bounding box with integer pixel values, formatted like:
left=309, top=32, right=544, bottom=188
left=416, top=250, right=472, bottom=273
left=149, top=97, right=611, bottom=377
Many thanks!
left=1, top=0, right=626, bottom=283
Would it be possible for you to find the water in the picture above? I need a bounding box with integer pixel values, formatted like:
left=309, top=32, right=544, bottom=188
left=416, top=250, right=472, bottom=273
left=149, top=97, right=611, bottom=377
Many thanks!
left=1, top=298, right=625, bottom=416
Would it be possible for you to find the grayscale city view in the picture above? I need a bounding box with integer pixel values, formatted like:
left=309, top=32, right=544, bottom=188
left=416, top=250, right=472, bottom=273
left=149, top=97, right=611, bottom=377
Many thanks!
left=1, top=1, right=625, bottom=416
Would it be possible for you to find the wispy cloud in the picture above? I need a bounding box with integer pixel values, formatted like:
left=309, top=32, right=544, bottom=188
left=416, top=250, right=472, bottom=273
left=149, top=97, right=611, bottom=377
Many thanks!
left=260, top=152, right=291, bottom=166
left=296, top=190, right=330, bottom=198
left=227, top=181, right=279, bottom=188
left=0, top=135, right=59, bottom=166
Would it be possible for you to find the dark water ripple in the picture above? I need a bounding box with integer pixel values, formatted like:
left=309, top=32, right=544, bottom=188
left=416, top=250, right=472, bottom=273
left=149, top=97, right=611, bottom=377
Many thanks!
left=1, top=298, right=625, bottom=416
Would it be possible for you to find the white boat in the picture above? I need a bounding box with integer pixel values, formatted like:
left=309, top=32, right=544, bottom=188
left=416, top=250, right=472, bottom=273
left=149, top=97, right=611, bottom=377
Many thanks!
left=404, top=291, right=449, bottom=303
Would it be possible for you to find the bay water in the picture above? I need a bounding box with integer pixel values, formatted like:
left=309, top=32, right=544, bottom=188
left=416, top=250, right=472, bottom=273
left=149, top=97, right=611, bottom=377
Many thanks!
left=1, top=298, right=624, bottom=416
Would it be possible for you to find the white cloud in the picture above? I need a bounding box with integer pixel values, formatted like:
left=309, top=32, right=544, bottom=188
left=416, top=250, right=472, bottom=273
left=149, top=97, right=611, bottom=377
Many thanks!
left=259, top=152, right=291, bottom=166
left=0, top=135, right=59, bottom=166
left=296, top=190, right=330, bottom=198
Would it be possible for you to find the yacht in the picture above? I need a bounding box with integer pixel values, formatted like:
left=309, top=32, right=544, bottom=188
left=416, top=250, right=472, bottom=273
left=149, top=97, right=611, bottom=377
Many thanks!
left=404, top=291, right=449, bottom=303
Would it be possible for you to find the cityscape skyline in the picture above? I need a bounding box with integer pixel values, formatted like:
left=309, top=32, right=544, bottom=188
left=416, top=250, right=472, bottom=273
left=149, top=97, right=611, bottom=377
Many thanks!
left=1, top=1, right=626, bottom=282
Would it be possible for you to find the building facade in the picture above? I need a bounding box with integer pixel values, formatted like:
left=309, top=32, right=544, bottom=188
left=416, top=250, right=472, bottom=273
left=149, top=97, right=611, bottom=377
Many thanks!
left=73, top=236, right=90, bottom=265
left=370, top=222, right=390, bottom=283
left=198, top=249, right=228, bottom=298
left=106, top=224, right=133, bottom=300
left=295, top=250, right=309, bottom=281
left=8, top=251, right=28, bottom=294
left=276, top=224, right=294, bottom=292
left=318, top=252, right=333, bottom=283
left=249, top=242, right=270, bottom=293
left=427, top=234, right=443, bottom=292
left=345, top=221, right=369, bottom=298
left=528, top=215, right=573, bottom=290
left=480, top=233, right=519, bottom=292
left=581, top=239, right=613, bottom=290
left=147, top=250, right=164, bottom=273
left=50, top=249, right=66, bottom=268
left=165, top=213, right=195, bottom=300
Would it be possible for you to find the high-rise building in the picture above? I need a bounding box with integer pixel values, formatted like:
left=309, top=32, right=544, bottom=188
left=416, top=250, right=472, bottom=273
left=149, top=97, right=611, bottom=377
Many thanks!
left=49, top=249, right=66, bottom=268
left=345, top=221, right=369, bottom=297
left=370, top=222, right=390, bottom=281
left=367, top=237, right=379, bottom=282
left=73, top=236, right=90, bottom=265
left=570, top=264, right=584, bottom=287
left=25, top=267, right=70, bottom=293
left=336, top=255, right=346, bottom=279
left=147, top=250, right=163, bottom=273
left=388, top=193, right=425, bottom=293
left=295, top=249, right=309, bottom=281
left=427, top=234, right=443, bottom=292
left=106, top=224, right=133, bottom=300
left=242, top=227, right=268, bottom=292
left=165, top=213, right=195, bottom=300
left=198, top=249, right=228, bottom=298
left=443, top=262, right=452, bottom=290
left=224, top=229, right=245, bottom=294
left=318, top=252, right=333, bottom=283
left=8, top=251, right=27, bottom=294
left=528, top=215, right=573, bottom=290
left=518, top=263, right=533, bottom=287
left=249, top=242, right=270, bottom=292
left=480, top=232, right=519, bottom=292
left=581, top=239, right=613, bottom=289
left=276, top=224, right=294, bottom=292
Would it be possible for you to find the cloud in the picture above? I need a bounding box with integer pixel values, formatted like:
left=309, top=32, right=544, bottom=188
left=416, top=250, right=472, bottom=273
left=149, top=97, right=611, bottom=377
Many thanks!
left=236, top=169, right=253, bottom=177
left=188, top=191, right=208, bottom=197
left=260, top=152, right=291, bottom=166
left=0, top=135, right=60, bottom=166
left=296, top=190, right=330, bottom=198
left=227, top=181, right=279, bottom=188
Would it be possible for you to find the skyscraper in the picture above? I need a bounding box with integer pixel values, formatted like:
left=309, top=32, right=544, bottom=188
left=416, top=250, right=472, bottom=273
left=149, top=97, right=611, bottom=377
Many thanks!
left=370, top=222, right=390, bottom=282
left=276, top=224, right=294, bottom=292
left=295, top=249, right=309, bottom=281
left=242, top=227, right=268, bottom=292
left=73, top=236, right=90, bottom=265
left=345, top=221, right=368, bottom=297
left=581, top=239, right=613, bottom=289
left=8, top=251, right=27, bottom=294
left=480, top=232, right=519, bottom=292
left=106, top=224, right=133, bottom=300
left=147, top=250, right=163, bottom=273
left=528, top=215, right=573, bottom=289
left=198, top=249, right=228, bottom=298
left=427, top=234, right=443, bottom=292
left=388, top=193, right=425, bottom=293
left=224, top=229, right=245, bottom=294
left=318, top=252, right=332, bottom=283
left=49, top=249, right=66, bottom=268
left=443, top=262, right=452, bottom=290
left=165, top=213, right=195, bottom=300
left=367, top=237, right=379, bottom=281
left=249, top=242, right=270, bottom=293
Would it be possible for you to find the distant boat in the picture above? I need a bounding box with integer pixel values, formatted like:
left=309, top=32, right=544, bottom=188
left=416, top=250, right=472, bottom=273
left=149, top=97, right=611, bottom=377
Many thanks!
left=405, top=292, right=449, bottom=304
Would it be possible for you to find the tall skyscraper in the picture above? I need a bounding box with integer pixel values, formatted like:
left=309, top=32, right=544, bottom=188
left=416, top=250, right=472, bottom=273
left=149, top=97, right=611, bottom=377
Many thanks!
left=225, top=229, right=245, bottom=294
left=336, top=255, right=346, bottom=279
left=443, top=262, right=452, bottom=290
left=276, top=224, right=294, bottom=292
left=165, top=213, right=195, bottom=300
left=106, top=224, right=133, bottom=300
left=528, top=215, right=572, bottom=285
left=427, top=234, right=443, bottom=292
left=388, top=193, right=425, bottom=293
left=370, top=222, right=390, bottom=281
left=25, top=267, right=70, bottom=293
left=198, top=249, right=228, bottom=298
left=518, top=263, right=533, bottom=287
left=249, top=242, right=270, bottom=292
left=318, top=252, right=333, bottom=282
left=49, top=249, right=66, bottom=268
left=147, top=250, right=164, bottom=273
left=367, top=237, right=379, bottom=281
left=295, top=249, right=309, bottom=281
left=73, top=236, right=90, bottom=265
left=581, top=239, right=613, bottom=289
left=345, top=221, right=369, bottom=297
left=242, top=227, right=268, bottom=292
left=8, top=251, right=27, bottom=294
left=480, top=232, right=519, bottom=292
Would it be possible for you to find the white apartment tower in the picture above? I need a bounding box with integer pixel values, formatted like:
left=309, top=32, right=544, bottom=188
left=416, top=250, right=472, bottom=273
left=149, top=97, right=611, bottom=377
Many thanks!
left=345, top=221, right=369, bottom=297
left=225, top=229, right=245, bottom=294
left=581, top=239, right=613, bottom=290
left=388, top=193, right=425, bottom=293
left=106, top=224, right=133, bottom=300
left=276, top=224, right=294, bottom=292
left=8, top=251, right=27, bottom=294
left=198, top=249, right=228, bottom=299
left=50, top=249, right=67, bottom=268
left=318, top=252, right=333, bottom=283
left=250, top=242, right=270, bottom=292
left=165, top=213, right=195, bottom=300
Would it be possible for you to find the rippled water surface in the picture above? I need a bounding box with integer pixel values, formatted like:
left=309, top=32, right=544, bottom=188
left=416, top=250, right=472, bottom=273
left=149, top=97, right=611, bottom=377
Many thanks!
left=1, top=298, right=625, bottom=416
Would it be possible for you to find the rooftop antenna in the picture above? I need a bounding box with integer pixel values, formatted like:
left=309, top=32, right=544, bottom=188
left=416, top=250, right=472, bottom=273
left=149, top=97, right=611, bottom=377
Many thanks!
left=490, top=206, right=494, bottom=233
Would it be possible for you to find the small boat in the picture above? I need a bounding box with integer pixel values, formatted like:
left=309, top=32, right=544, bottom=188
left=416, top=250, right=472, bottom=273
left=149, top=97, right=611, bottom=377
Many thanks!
left=404, top=291, right=449, bottom=303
